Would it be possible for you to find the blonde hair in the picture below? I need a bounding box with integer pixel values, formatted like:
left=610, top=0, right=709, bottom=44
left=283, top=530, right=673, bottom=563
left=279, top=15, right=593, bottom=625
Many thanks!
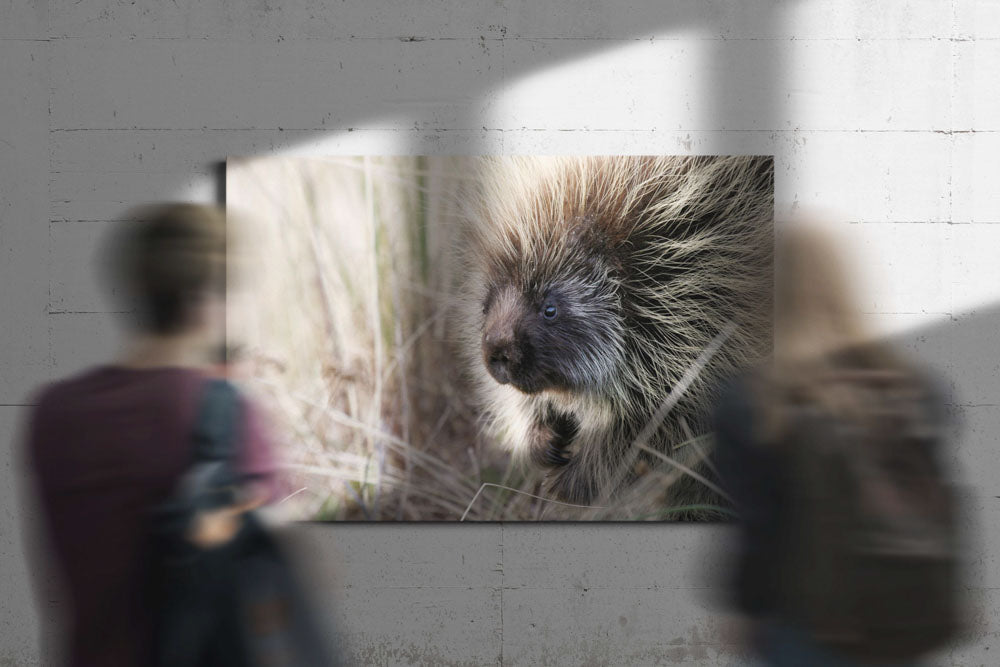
left=759, top=220, right=915, bottom=439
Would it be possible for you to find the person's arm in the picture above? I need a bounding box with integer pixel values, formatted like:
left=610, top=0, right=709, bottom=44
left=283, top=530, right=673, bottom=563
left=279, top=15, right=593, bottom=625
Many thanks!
left=187, top=393, right=280, bottom=548
left=714, top=377, right=786, bottom=619
left=234, top=397, right=282, bottom=503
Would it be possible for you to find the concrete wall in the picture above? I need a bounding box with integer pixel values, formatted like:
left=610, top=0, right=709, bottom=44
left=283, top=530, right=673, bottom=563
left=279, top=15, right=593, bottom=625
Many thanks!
left=3, top=1, right=999, bottom=664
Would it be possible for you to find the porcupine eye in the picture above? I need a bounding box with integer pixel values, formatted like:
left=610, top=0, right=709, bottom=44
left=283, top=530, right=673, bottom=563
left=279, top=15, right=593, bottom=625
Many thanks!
left=542, top=303, right=558, bottom=321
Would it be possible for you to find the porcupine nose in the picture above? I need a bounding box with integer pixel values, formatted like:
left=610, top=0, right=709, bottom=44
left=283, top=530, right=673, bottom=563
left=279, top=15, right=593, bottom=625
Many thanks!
left=483, top=333, right=521, bottom=385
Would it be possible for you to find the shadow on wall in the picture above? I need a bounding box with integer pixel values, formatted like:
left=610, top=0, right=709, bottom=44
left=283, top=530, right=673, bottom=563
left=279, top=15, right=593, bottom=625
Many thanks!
left=158, top=2, right=795, bottom=207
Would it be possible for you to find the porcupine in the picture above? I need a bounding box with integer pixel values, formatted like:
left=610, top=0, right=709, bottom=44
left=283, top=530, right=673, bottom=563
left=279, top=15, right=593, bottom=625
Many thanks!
left=461, top=156, right=773, bottom=511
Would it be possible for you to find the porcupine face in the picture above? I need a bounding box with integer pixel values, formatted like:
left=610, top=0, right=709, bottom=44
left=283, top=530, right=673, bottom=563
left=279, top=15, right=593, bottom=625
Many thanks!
left=479, top=251, right=625, bottom=397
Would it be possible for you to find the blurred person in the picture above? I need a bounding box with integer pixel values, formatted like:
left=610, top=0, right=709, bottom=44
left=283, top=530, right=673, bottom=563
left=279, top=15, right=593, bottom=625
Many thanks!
left=20, top=204, right=332, bottom=666
left=714, top=221, right=964, bottom=666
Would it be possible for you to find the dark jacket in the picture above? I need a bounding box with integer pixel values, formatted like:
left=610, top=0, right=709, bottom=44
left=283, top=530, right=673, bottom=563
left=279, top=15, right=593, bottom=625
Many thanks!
left=715, top=370, right=955, bottom=617
left=25, top=366, right=277, bottom=667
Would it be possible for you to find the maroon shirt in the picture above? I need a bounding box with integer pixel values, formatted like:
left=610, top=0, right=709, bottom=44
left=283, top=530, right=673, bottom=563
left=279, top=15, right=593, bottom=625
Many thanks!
left=24, top=366, right=278, bottom=667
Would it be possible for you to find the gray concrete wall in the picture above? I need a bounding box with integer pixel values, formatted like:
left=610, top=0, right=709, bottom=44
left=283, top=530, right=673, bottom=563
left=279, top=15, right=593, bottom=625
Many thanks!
left=3, top=1, right=999, bottom=664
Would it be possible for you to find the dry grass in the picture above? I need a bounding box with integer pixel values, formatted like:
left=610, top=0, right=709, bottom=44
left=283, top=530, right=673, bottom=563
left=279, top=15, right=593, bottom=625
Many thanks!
left=226, top=156, right=737, bottom=521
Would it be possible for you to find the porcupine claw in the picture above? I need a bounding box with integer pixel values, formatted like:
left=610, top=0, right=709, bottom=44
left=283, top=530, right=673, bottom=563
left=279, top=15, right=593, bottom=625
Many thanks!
left=529, top=409, right=577, bottom=469
left=542, top=443, right=571, bottom=467
left=530, top=433, right=571, bottom=468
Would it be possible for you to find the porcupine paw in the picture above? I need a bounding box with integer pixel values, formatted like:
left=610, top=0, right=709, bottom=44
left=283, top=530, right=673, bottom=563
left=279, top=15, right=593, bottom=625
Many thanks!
left=528, top=410, right=578, bottom=469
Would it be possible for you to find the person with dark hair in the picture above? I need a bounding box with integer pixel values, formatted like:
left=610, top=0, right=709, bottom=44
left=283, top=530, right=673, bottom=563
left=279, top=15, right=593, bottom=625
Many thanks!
left=22, top=204, right=279, bottom=666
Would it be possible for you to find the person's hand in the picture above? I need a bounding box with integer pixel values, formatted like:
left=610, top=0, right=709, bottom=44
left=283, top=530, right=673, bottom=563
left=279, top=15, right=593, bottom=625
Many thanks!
left=186, top=487, right=266, bottom=549
left=187, top=506, right=243, bottom=548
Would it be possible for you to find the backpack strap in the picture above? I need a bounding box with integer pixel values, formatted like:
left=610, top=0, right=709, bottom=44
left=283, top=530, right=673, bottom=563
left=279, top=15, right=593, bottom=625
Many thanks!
left=173, top=378, right=244, bottom=511
left=191, top=378, right=242, bottom=463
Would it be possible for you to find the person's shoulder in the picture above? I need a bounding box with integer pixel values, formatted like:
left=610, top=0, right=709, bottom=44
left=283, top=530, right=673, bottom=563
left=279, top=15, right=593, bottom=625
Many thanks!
left=888, top=361, right=950, bottom=410
left=28, top=381, right=60, bottom=413
left=22, top=367, right=113, bottom=462
left=28, top=366, right=107, bottom=413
